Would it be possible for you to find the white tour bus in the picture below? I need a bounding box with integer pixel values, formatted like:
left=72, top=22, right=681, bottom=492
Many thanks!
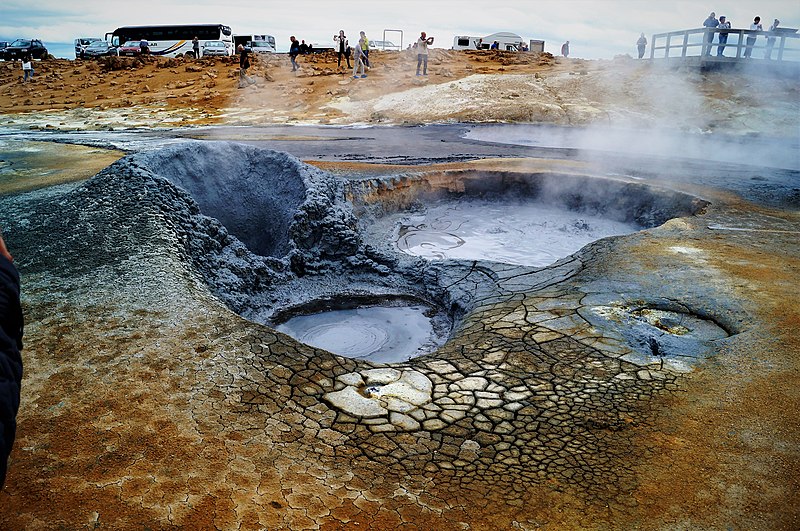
left=234, top=34, right=277, bottom=53
left=106, top=24, right=233, bottom=58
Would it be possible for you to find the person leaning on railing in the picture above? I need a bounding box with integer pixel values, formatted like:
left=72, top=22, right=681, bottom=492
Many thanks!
left=764, top=19, right=780, bottom=59
left=745, top=16, right=763, bottom=58
left=0, top=228, right=23, bottom=490
left=702, top=12, right=719, bottom=55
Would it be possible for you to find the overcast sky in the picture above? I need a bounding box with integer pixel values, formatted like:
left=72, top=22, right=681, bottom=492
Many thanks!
left=1, top=0, right=798, bottom=58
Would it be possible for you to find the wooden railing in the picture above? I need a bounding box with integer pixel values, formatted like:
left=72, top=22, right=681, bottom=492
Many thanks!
left=650, top=28, right=800, bottom=62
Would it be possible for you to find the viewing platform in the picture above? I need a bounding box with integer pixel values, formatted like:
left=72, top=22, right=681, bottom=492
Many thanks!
left=650, top=27, right=799, bottom=75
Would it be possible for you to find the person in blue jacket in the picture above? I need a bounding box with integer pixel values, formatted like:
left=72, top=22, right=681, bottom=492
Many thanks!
left=289, top=36, right=301, bottom=71
left=0, top=229, right=23, bottom=490
left=703, top=12, right=719, bottom=55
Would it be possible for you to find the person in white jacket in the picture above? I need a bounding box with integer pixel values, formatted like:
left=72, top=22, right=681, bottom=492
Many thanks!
left=21, top=56, right=33, bottom=83
left=334, top=30, right=351, bottom=69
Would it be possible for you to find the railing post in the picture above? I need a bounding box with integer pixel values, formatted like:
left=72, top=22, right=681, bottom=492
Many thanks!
left=650, top=34, right=655, bottom=59
left=682, top=31, right=689, bottom=57
left=777, top=36, right=786, bottom=61
left=665, top=33, right=671, bottom=58
left=701, top=29, right=707, bottom=56
left=735, top=30, right=744, bottom=58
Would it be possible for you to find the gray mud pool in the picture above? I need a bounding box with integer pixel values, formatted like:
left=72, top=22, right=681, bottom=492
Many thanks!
left=392, top=198, right=639, bottom=266
left=275, top=303, right=446, bottom=363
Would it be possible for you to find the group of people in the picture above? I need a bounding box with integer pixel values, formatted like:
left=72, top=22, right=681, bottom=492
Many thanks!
left=703, top=12, right=782, bottom=58
left=326, top=30, right=434, bottom=78
left=330, top=31, right=368, bottom=76
left=330, top=30, right=373, bottom=78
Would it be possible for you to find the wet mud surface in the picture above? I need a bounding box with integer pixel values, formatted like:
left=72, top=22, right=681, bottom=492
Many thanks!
left=0, top=128, right=798, bottom=529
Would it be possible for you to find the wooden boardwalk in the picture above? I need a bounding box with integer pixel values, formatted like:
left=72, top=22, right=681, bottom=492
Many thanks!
left=649, top=27, right=799, bottom=71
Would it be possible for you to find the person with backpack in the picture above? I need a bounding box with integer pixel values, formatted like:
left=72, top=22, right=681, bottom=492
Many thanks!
left=289, top=36, right=300, bottom=71
left=238, top=44, right=255, bottom=88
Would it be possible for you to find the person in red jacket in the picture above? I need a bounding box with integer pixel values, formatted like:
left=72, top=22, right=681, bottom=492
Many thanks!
left=0, top=229, right=23, bottom=490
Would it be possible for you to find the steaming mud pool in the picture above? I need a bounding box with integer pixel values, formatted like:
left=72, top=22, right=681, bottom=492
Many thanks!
left=393, top=198, right=639, bottom=266
left=275, top=302, right=447, bottom=363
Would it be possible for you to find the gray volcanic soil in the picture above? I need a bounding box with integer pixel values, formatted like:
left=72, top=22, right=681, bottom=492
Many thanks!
left=1, top=140, right=797, bottom=529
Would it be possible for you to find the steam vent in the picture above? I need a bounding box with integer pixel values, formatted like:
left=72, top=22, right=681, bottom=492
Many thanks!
left=1, top=137, right=798, bottom=530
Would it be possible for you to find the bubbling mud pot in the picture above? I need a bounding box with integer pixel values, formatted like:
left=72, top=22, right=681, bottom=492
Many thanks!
left=270, top=295, right=452, bottom=363
left=349, top=168, right=707, bottom=269
left=393, top=198, right=640, bottom=266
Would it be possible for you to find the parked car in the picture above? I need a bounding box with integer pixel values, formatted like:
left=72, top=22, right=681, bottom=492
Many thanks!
left=3, top=39, right=48, bottom=60
left=370, top=40, right=399, bottom=51
left=83, top=41, right=118, bottom=58
left=246, top=40, right=273, bottom=54
left=75, top=38, right=101, bottom=59
left=117, top=41, right=142, bottom=57
left=201, top=40, right=230, bottom=56
left=0, top=42, right=9, bottom=57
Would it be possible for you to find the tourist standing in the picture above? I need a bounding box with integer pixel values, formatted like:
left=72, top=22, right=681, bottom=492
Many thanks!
left=717, top=16, right=731, bottom=56
left=289, top=36, right=300, bottom=71
left=0, top=228, right=24, bottom=491
left=744, top=16, right=762, bottom=58
left=415, top=32, right=434, bottom=76
left=764, top=19, right=780, bottom=59
left=352, top=43, right=367, bottom=78
left=359, top=31, right=370, bottom=68
left=703, top=12, right=719, bottom=55
left=238, top=44, right=255, bottom=88
left=139, top=38, right=150, bottom=55
left=21, top=55, right=33, bottom=83
left=637, top=33, right=647, bottom=58
left=192, top=36, right=200, bottom=58
left=561, top=40, right=569, bottom=57
left=334, top=30, right=351, bottom=69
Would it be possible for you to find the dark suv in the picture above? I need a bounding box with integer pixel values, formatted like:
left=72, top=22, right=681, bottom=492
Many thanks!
left=3, top=39, right=48, bottom=60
